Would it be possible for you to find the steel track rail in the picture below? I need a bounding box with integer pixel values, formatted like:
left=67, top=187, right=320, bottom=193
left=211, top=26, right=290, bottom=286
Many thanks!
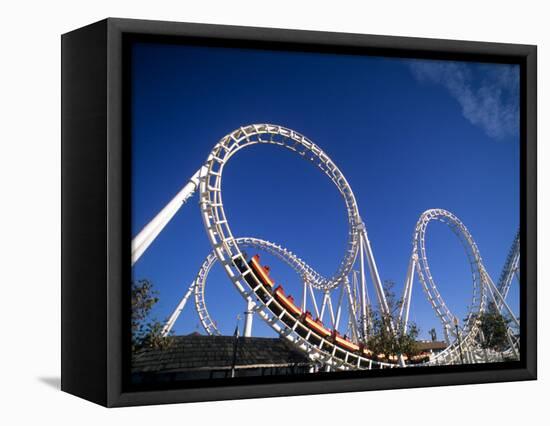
left=152, top=124, right=520, bottom=369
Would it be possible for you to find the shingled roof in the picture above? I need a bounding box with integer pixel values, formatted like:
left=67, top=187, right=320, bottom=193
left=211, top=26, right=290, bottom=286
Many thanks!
left=415, top=341, right=448, bottom=351
left=132, top=334, right=311, bottom=373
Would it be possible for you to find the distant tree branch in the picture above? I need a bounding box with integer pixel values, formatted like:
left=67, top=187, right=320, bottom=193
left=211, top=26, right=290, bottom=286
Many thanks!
left=366, top=280, right=422, bottom=363
left=131, top=279, right=173, bottom=354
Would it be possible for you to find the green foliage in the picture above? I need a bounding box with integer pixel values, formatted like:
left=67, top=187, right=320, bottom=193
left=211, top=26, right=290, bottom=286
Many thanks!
left=474, top=310, right=512, bottom=352
left=366, top=280, right=421, bottom=363
left=131, top=279, right=173, bottom=353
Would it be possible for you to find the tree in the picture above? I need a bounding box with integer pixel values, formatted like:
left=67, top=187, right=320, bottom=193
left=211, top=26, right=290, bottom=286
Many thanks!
left=131, top=279, right=172, bottom=353
left=429, top=328, right=437, bottom=342
left=474, top=310, right=512, bottom=352
left=366, top=280, right=421, bottom=363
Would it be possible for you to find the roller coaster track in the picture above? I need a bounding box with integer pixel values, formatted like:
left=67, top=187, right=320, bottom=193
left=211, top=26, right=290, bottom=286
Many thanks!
left=166, top=237, right=374, bottom=344
left=134, top=124, right=520, bottom=369
left=497, top=231, right=520, bottom=306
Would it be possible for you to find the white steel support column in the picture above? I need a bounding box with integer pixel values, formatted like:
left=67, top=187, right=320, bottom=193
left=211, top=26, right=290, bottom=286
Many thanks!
left=131, top=167, right=206, bottom=265
left=360, top=227, right=390, bottom=316
left=301, top=279, right=308, bottom=311
left=359, top=236, right=368, bottom=339
left=484, top=276, right=520, bottom=358
left=243, top=297, right=254, bottom=337
left=350, top=271, right=359, bottom=310
left=162, top=282, right=195, bottom=337
left=484, top=273, right=520, bottom=328
left=344, top=279, right=361, bottom=341
left=326, top=292, right=336, bottom=327
left=320, top=292, right=329, bottom=322
left=443, top=324, right=451, bottom=345
left=506, top=328, right=519, bottom=359
left=399, top=254, right=417, bottom=334
left=307, top=283, right=320, bottom=318
left=334, top=283, right=346, bottom=329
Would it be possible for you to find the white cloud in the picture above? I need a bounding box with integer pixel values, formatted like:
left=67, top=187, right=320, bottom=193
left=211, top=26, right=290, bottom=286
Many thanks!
left=409, top=60, right=519, bottom=140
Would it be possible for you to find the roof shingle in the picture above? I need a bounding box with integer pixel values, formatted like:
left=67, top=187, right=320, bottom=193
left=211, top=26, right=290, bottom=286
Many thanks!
left=132, top=335, right=311, bottom=373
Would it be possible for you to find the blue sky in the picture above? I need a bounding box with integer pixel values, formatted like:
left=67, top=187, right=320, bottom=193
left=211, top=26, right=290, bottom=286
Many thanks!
left=131, top=42, right=520, bottom=341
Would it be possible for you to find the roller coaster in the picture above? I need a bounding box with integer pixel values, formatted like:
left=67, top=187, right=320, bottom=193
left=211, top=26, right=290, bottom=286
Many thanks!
left=132, top=124, right=520, bottom=370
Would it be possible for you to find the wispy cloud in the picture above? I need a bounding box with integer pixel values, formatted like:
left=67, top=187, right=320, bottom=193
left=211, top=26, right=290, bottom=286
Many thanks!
left=409, top=60, right=519, bottom=140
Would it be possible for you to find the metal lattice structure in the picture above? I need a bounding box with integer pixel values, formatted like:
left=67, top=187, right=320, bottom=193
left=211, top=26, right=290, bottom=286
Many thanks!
left=134, top=124, right=520, bottom=370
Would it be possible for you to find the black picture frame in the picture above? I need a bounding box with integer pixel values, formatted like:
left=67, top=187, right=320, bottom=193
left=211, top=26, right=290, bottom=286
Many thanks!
left=61, top=17, right=537, bottom=407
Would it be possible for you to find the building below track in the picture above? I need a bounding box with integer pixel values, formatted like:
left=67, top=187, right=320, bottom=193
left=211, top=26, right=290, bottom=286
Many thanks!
left=131, top=334, right=312, bottom=383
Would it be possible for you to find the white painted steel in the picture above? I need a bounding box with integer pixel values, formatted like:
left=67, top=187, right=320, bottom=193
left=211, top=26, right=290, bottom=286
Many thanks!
left=197, top=124, right=394, bottom=369
left=161, top=282, right=194, bottom=337
left=496, top=231, right=520, bottom=308
left=131, top=166, right=207, bottom=265
left=199, top=124, right=364, bottom=292
left=398, top=209, right=488, bottom=364
left=243, top=298, right=254, bottom=337
left=136, top=124, right=519, bottom=369
left=398, top=209, right=520, bottom=365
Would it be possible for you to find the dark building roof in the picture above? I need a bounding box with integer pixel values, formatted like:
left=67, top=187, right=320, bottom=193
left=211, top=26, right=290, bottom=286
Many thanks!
left=132, top=334, right=311, bottom=373
left=416, top=341, right=448, bottom=351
